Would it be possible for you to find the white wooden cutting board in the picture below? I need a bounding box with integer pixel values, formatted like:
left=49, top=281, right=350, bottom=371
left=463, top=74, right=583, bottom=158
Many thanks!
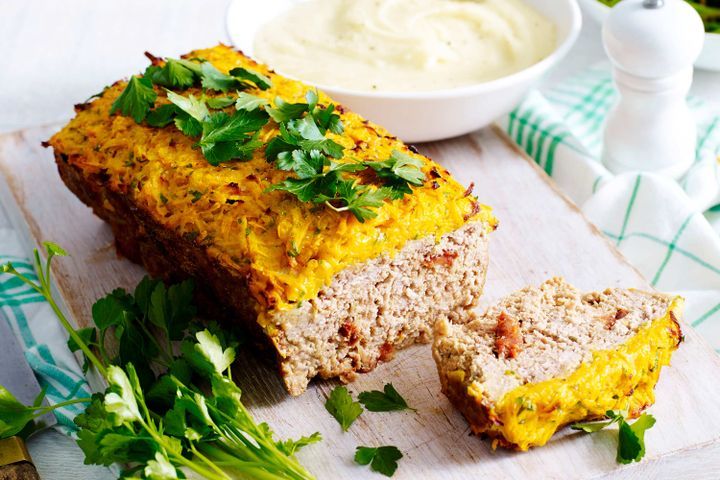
left=1, top=125, right=720, bottom=479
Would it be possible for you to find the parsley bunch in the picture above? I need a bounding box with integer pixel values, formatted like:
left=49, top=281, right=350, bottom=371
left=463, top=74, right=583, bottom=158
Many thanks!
left=1, top=243, right=320, bottom=479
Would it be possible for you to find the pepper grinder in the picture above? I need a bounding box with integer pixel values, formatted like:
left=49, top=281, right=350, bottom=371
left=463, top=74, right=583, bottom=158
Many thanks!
left=602, top=0, right=704, bottom=178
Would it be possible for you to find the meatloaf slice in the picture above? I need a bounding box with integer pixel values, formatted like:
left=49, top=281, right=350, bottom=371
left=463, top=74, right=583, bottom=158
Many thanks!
left=433, top=277, right=683, bottom=450
left=49, top=45, right=496, bottom=395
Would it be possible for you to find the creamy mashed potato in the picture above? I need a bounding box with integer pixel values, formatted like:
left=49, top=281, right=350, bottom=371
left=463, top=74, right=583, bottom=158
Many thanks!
left=253, top=0, right=557, bottom=92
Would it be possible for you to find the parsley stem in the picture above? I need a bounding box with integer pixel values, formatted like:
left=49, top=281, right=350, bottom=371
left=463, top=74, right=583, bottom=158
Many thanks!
left=4, top=269, right=44, bottom=295
left=135, top=413, right=230, bottom=480
left=209, top=407, right=315, bottom=479
left=197, top=444, right=302, bottom=480
left=34, top=397, right=92, bottom=413
left=43, top=282, right=108, bottom=378
left=323, top=201, right=349, bottom=213
left=3, top=256, right=108, bottom=378
left=98, top=329, right=110, bottom=365
left=189, top=443, right=231, bottom=479
left=172, top=453, right=229, bottom=480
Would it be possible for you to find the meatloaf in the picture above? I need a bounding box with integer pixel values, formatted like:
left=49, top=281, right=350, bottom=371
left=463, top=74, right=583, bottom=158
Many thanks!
left=433, top=277, right=683, bottom=450
left=48, top=45, right=497, bottom=395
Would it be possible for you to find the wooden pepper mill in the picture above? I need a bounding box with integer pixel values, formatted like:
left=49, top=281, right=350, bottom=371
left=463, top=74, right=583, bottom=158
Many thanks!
left=602, top=0, right=705, bottom=178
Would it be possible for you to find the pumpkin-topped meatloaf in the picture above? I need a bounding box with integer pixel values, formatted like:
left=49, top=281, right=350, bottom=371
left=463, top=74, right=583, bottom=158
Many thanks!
left=433, top=277, right=682, bottom=450
left=48, top=45, right=497, bottom=395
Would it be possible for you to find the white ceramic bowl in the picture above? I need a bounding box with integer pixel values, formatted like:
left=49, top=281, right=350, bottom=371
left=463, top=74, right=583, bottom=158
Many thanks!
left=578, top=0, right=720, bottom=72
left=227, top=0, right=582, bottom=143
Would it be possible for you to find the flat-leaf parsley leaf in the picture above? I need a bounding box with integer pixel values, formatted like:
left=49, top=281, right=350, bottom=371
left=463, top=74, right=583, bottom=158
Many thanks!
left=354, top=445, right=403, bottom=477
left=235, top=92, right=269, bottom=111
left=571, top=410, right=656, bottom=464
left=109, top=76, right=157, bottom=123
left=229, top=67, right=272, bottom=90
left=366, top=150, right=425, bottom=199
left=165, top=90, right=209, bottom=122
left=199, top=110, right=269, bottom=165
left=324, top=386, right=362, bottom=432
left=145, top=58, right=197, bottom=89
left=358, top=383, right=415, bottom=412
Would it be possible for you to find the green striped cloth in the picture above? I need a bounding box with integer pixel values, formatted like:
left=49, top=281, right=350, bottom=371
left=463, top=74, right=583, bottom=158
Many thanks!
left=500, top=64, right=720, bottom=352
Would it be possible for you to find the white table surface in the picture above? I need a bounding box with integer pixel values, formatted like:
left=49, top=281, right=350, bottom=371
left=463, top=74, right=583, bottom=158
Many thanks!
left=1, top=1, right=719, bottom=478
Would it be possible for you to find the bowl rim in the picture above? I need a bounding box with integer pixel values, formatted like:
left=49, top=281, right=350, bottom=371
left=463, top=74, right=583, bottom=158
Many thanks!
left=226, top=0, right=584, bottom=100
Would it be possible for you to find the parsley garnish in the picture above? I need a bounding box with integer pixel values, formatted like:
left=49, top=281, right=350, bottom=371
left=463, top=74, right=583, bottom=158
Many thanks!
left=149, top=89, right=269, bottom=165
left=145, top=58, right=197, bottom=89
left=112, top=55, right=271, bottom=126
left=145, top=103, right=178, bottom=128
left=206, top=95, right=237, bottom=109
left=166, top=90, right=209, bottom=122
left=109, top=76, right=157, bottom=123
left=358, top=383, right=415, bottom=412
left=269, top=160, right=390, bottom=222
left=331, top=183, right=391, bottom=222
left=325, top=386, right=363, bottom=431
left=199, top=110, right=269, bottom=165
left=268, top=147, right=424, bottom=222
left=290, top=115, right=345, bottom=157
left=200, top=109, right=268, bottom=145
left=200, top=62, right=241, bottom=93
left=354, top=446, right=403, bottom=477
left=175, top=111, right=204, bottom=137
left=572, top=410, right=656, bottom=464
left=229, top=67, right=272, bottom=90
left=265, top=120, right=343, bottom=162
left=267, top=90, right=343, bottom=135
left=265, top=92, right=425, bottom=222
left=366, top=150, right=426, bottom=199
left=166, top=90, right=208, bottom=136
left=267, top=96, right=310, bottom=124
left=107, top=54, right=425, bottom=220
left=276, top=149, right=328, bottom=178
left=174, top=58, right=204, bottom=76
left=235, top=92, right=269, bottom=111
left=199, top=63, right=273, bottom=93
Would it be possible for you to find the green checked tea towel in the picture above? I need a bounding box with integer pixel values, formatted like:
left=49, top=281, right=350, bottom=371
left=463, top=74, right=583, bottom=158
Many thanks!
left=500, top=63, right=720, bottom=352
left=0, top=225, right=93, bottom=433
